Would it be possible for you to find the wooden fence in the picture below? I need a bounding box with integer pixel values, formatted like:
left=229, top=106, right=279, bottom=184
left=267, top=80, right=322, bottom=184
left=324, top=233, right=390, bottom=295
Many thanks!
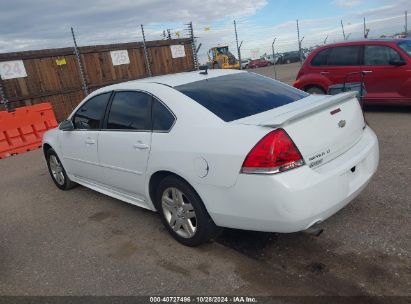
left=0, top=38, right=194, bottom=121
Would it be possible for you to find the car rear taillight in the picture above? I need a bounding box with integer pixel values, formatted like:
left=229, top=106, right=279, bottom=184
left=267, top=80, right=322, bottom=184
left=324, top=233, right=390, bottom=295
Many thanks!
left=241, top=129, right=305, bottom=174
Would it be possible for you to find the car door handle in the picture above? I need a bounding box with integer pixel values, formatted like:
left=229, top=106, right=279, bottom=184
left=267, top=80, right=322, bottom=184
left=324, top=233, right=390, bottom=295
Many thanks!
left=85, top=138, right=96, bottom=145
left=133, top=142, right=149, bottom=150
left=320, top=71, right=330, bottom=75
left=361, top=70, right=373, bottom=74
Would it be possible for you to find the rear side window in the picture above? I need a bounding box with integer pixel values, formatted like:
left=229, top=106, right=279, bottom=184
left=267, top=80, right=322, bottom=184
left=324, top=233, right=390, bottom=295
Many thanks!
left=175, top=73, right=308, bottom=122
left=152, top=99, right=175, bottom=131
left=73, top=92, right=111, bottom=130
left=364, top=45, right=402, bottom=65
left=107, top=91, right=151, bottom=130
left=311, top=48, right=331, bottom=66
left=327, top=46, right=361, bottom=66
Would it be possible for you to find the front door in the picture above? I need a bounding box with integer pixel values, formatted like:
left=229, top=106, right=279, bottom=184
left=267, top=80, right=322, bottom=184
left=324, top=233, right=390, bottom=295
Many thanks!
left=98, top=91, right=152, bottom=203
left=361, top=44, right=411, bottom=103
left=60, top=92, right=111, bottom=181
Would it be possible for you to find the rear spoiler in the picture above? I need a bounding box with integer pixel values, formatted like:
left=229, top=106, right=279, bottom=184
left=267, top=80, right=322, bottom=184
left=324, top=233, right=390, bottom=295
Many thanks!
left=260, top=92, right=357, bottom=128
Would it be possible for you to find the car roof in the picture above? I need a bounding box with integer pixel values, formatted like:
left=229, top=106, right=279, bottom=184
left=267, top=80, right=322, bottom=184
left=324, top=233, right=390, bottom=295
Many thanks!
left=318, top=38, right=409, bottom=48
left=102, top=69, right=244, bottom=89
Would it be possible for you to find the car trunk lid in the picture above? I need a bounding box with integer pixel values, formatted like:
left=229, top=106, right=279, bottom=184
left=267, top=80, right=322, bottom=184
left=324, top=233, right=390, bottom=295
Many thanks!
left=233, top=92, right=365, bottom=168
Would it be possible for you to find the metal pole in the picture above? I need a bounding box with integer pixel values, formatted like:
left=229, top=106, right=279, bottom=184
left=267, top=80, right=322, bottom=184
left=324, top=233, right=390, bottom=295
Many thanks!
left=187, top=22, right=199, bottom=70
left=363, top=18, right=366, bottom=38
left=271, top=38, right=277, bottom=79
left=0, top=80, right=12, bottom=112
left=406, top=11, right=408, bottom=36
left=141, top=24, right=152, bottom=77
left=71, top=27, right=88, bottom=96
left=341, top=20, right=346, bottom=40
left=234, top=20, right=241, bottom=69
left=297, top=20, right=303, bottom=66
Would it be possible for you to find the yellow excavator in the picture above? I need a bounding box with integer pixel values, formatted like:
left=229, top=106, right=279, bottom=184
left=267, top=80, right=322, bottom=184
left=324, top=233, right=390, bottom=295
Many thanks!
left=207, top=46, right=240, bottom=69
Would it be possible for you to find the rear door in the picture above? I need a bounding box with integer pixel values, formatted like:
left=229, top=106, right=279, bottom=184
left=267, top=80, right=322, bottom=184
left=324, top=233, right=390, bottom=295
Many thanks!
left=97, top=91, right=152, bottom=203
left=320, top=45, right=362, bottom=87
left=361, top=44, right=410, bottom=103
left=60, top=92, right=111, bottom=181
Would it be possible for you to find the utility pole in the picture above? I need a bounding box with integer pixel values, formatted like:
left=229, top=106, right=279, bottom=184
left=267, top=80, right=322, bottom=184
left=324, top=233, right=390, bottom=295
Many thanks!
left=271, top=38, right=277, bottom=79
left=341, top=20, right=346, bottom=40
left=234, top=20, right=241, bottom=69
left=297, top=20, right=304, bottom=66
left=71, top=27, right=89, bottom=96
left=406, top=11, right=408, bottom=36
left=363, top=18, right=366, bottom=38
left=187, top=22, right=199, bottom=70
left=141, top=24, right=152, bottom=77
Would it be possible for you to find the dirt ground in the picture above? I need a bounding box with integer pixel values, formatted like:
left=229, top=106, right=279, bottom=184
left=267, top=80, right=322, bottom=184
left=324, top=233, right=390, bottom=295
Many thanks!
left=0, top=63, right=410, bottom=297
left=248, top=62, right=301, bottom=85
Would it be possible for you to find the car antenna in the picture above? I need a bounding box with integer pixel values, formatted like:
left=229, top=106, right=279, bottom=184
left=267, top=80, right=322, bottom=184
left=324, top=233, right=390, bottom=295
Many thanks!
left=199, top=65, right=208, bottom=75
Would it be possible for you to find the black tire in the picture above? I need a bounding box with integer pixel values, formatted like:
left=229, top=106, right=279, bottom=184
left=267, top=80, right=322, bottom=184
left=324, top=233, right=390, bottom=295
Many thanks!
left=46, top=148, right=76, bottom=190
left=306, top=86, right=325, bottom=95
left=155, top=176, right=218, bottom=246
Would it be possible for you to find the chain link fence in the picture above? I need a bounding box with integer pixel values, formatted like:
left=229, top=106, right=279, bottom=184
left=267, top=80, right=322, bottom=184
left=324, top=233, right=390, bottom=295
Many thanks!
left=192, top=11, right=410, bottom=80
left=0, top=22, right=199, bottom=120
left=0, top=11, right=410, bottom=117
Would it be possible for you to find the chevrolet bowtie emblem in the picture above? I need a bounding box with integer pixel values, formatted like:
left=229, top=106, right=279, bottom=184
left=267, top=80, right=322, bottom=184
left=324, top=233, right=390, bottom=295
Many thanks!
left=338, top=120, right=346, bottom=128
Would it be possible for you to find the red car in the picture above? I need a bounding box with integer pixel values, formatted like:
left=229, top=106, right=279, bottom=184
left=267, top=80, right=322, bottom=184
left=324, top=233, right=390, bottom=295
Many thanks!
left=294, top=39, right=411, bottom=105
left=248, top=59, right=272, bottom=69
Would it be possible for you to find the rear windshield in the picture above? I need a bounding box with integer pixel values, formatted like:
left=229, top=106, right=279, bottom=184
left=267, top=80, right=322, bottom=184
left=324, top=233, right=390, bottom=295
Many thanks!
left=174, top=73, right=308, bottom=122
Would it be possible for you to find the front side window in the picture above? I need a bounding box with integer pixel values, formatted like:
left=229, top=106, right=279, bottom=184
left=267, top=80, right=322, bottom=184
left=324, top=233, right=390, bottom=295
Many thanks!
left=397, top=40, right=411, bottom=58
left=73, top=92, right=111, bottom=130
left=152, top=99, right=175, bottom=131
left=364, top=45, right=402, bottom=65
left=107, top=91, right=151, bottom=130
left=327, top=46, right=361, bottom=66
left=175, top=73, right=308, bottom=122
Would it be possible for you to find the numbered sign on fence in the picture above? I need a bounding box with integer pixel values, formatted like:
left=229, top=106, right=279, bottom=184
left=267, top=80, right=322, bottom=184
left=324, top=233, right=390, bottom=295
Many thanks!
left=110, top=50, right=130, bottom=66
left=0, top=60, right=27, bottom=80
left=250, top=49, right=260, bottom=60
left=170, top=45, right=186, bottom=58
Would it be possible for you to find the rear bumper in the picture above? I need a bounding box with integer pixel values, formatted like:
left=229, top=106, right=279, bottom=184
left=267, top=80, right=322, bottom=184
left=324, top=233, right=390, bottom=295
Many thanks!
left=199, top=127, right=379, bottom=232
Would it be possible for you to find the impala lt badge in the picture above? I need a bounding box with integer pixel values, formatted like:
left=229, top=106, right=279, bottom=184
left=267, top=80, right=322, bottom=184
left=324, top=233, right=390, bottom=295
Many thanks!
left=338, top=120, right=346, bottom=128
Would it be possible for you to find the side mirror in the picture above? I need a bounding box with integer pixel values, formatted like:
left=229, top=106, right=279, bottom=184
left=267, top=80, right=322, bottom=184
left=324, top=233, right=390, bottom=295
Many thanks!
left=389, top=59, right=406, bottom=66
left=59, top=119, right=74, bottom=131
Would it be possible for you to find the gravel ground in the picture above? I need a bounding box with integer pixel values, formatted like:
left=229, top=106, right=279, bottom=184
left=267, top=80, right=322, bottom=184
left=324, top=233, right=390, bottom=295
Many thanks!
left=0, top=64, right=410, bottom=297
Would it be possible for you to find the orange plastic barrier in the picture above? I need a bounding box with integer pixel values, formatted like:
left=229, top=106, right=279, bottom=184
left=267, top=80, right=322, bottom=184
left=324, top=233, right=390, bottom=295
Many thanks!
left=0, top=103, right=58, bottom=159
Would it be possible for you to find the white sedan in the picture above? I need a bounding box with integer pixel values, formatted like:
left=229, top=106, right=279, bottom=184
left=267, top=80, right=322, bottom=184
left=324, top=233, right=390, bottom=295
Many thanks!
left=43, top=69, right=379, bottom=246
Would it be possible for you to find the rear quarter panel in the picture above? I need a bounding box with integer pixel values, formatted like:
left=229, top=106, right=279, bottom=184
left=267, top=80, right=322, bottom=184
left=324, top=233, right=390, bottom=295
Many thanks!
left=144, top=84, right=271, bottom=193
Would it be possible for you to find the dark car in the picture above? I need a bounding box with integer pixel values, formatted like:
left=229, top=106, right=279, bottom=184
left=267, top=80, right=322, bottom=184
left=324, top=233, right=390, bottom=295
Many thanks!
left=247, top=59, right=272, bottom=68
left=293, top=39, right=411, bottom=105
left=277, top=52, right=302, bottom=64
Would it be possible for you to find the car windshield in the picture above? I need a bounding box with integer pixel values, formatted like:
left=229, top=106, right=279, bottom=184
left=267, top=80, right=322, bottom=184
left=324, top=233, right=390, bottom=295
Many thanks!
left=398, top=40, right=411, bottom=57
left=174, top=73, right=308, bottom=122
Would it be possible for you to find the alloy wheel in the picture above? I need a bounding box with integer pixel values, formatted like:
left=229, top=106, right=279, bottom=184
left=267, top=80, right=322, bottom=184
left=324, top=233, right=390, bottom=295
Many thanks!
left=161, top=187, right=197, bottom=238
left=49, top=155, right=65, bottom=186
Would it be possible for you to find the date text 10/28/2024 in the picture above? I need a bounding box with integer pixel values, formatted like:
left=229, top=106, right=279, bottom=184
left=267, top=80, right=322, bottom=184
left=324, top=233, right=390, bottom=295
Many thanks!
left=150, top=296, right=258, bottom=303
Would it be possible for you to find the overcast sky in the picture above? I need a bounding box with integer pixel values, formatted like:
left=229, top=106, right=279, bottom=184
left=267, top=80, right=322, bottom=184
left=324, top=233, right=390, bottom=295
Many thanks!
left=0, top=0, right=410, bottom=61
